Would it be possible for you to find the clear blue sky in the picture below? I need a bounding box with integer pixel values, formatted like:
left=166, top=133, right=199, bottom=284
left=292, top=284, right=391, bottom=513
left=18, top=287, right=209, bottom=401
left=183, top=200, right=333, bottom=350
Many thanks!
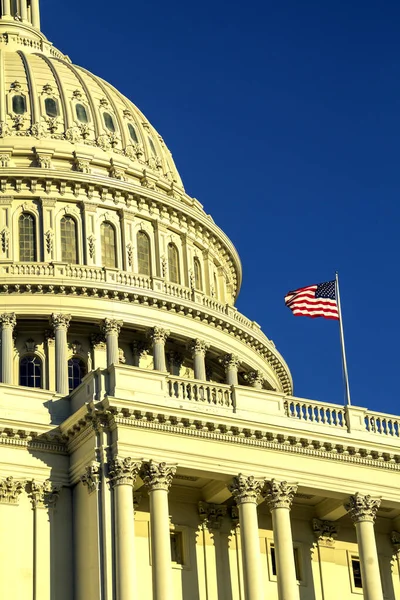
left=44, top=0, right=400, bottom=414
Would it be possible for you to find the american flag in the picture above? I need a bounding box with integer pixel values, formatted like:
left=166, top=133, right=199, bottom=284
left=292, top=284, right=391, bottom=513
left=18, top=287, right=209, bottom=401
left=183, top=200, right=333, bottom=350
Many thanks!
left=284, top=280, right=339, bottom=320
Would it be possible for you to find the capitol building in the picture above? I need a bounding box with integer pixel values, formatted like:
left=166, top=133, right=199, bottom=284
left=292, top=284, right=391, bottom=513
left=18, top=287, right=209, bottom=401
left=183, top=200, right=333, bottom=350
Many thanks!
left=0, top=2, right=399, bottom=599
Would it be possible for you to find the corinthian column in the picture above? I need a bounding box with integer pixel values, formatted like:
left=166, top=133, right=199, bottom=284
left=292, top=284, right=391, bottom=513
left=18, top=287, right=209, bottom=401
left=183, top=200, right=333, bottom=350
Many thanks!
left=108, top=457, right=142, bottom=600
left=141, top=461, right=177, bottom=600
left=221, top=353, right=240, bottom=385
left=190, top=338, right=209, bottom=380
left=245, top=370, right=264, bottom=389
left=0, top=312, right=16, bottom=384
left=101, top=318, right=123, bottom=366
left=229, top=474, right=264, bottom=600
left=149, top=327, right=170, bottom=371
left=50, top=313, right=71, bottom=395
left=345, top=493, right=383, bottom=600
left=264, top=479, right=299, bottom=600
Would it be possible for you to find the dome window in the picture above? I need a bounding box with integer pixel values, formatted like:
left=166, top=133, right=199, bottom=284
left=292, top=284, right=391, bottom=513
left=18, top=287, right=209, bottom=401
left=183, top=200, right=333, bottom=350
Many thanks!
left=103, top=112, right=115, bottom=132
left=194, top=257, right=203, bottom=291
left=148, top=136, right=157, bottom=156
left=168, top=243, right=180, bottom=285
left=20, top=355, right=42, bottom=388
left=19, top=213, right=36, bottom=262
left=45, top=97, right=59, bottom=118
left=101, top=221, right=117, bottom=268
left=68, top=357, right=86, bottom=392
left=128, top=123, right=138, bottom=144
left=61, top=216, right=78, bottom=264
left=75, top=103, right=88, bottom=123
left=12, top=95, right=26, bottom=115
left=137, top=230, right=151, bottom=276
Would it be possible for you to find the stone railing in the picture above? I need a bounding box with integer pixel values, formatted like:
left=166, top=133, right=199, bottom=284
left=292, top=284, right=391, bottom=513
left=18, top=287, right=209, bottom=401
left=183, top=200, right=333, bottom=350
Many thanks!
left=284, top=398, right=347, bottom=428
left=167, top=376, right=233, bottom=408
left=365, top=411, right=400, bottom=437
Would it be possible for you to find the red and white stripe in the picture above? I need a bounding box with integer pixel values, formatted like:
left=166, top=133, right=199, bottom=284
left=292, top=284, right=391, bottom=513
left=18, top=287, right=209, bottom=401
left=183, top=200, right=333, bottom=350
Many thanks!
left=284, top=285, right=339, bottom=320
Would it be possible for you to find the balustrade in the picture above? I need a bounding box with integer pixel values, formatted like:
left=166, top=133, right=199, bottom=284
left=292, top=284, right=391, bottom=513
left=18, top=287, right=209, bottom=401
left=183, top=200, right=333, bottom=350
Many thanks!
left=285, top=398, right=347, bottom=428
left=168, top=376, right=233, bottom=407
left=365, top=412, right=400, bottom=437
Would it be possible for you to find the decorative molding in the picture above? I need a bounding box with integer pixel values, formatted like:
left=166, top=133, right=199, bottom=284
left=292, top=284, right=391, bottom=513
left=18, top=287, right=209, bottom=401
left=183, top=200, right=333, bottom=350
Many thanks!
left=198, top=501, right=227, bottom=530
left=312, top=518, right=338, bottom=546
left=140, top=460, right=176, bottom=492
left=80, top=461, right=101, bottom=493
left=108, top=457, right=141, bottom=488
left=87, top=234, right=96, bottom=259
left=101, top=318, right=123, bottom=336
left=0, top=227, right=9, bottom=253
left=45, top=229, right=54, bottom=255
left=25, top=338, right=38, bottom=352
left=189, top=338, right=209, bottom=357
left=229, top=473, right=263, bottom=505
left=0, top=476, right=23, bottom=504
left=50, top=313, right=71, bottom=331
left=27, top=479, right=61, bottom=509
left=344, top=493, right=381, bottom=523
left=263, top=479, right=298, bottom=510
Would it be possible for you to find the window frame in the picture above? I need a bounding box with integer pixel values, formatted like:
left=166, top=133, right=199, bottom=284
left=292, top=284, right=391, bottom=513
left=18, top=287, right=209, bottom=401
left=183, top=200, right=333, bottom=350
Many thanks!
left=18, top=211, right=37, bottom=262
left=103, top=111, right=116, bottom=133
left=60, top=214, right=79, bottom=264
left=167, top=242, right=180, bottom=285
left=68, top=356, right=87, bottom=392
left=19, top=354, right=43, bottom=389
left=136, top=230, right=151, bottom=277
left=193, top=257, right=203, bottom=291
left=100, top=220, right=118, bottom=269
left=266, top=539, right=305, bottom=586
left=347, top=552, right=364, bottom=595
left=44, top=97, right=59, bottom=118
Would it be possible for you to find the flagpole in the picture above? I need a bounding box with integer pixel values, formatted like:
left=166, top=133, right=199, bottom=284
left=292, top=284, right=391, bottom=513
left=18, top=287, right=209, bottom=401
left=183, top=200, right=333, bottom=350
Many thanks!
left=335, top=272, right=351, bottom=406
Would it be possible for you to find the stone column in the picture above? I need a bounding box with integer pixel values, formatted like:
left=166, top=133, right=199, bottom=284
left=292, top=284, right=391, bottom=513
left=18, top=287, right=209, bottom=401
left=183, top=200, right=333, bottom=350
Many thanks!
left=20, top=0, right=28, bottom=21
left=312, top=519, right=338, bottom=600
left=264, top=479, right=299, bottom=600
left=141, top=461, right=177, bottom=600
left=0, top=313, right=16, bottom=384
left=50, top=313, right=71, bottom=395
left=101, top=319, right=123, bottom=367
left=345, top=493, right=383, bottom=600
left=2, top=0, right=11, bottom=17
left=229, top=474, right=264, bottom=600
left=245, top=370, right=264, bottom=389
left=149, top=327, right=170, bottom=371
left=221, top=353, right=240, bottom=385
left=190, top=339, right=209, bottom=380
left=30, top=0, right=40, bottom=28
left=108, top=457, right=142, bottom=600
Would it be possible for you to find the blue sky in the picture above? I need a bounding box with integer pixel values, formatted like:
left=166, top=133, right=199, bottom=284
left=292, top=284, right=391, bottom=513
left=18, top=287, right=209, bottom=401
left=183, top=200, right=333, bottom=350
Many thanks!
left=44, top=0, right=400, bottom=414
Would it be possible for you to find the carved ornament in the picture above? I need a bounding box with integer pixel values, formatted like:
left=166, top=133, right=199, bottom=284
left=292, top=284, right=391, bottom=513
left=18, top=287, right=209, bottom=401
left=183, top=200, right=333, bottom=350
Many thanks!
left=140, top=460, right=176, bottom=492
left=229, top=473, right=264, bottom=505
left=150, top=326, right=170, bottom=344
left=101, top=318, right=123, bottom=336
left=391, top=531, right=400, bottom=553
left=263, top=479, right=298, bottom=510
left=27, top=479, right=61, bottom=509
left=0, top=312, right=16, bottom=329
left=50, top=313, right=71, bottom=331
left=81, top=461, right=101, bottom=493
left=198, top=501, right=227, bottom=530
left=189, top=338, right=209, bottom=357
left=244, top=370, right=264, bottom=387
left=108, top=457, right=142, bottom=487
left=220, top=353, right=240, bottom=372
left=312, top=518, right=338, bottom=546
left=344, top=493, right=381, bottom=523
left=0, top=476, right=23, bottom=504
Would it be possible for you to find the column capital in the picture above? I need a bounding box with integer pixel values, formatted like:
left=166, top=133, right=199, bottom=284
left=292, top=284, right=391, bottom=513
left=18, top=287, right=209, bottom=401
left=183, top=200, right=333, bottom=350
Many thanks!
left=312, top=518, right=338, bottom=546
left=108, top=457, right=142, bottom=487
left=149, top=326, right=170, bottom=344
left=80, top=461, right=101, bottom=494
left=263, top=479, right=298, bottom=509
left=198, top=501, right=227, bottom=530
left=345, top=493, right=381, bottom=523
left=391, top=531, right=400, bottom=553
left=244, top=370, right=264, bottom=387
left=141, top=460, right=176, bottom=492
left=101, top=318, right=123, bottom=336
left=0, top=312, right=16, bottom=329
left=50, top=313, right=71, bottom=331
left=0, top=476, right=23, bottom=504
left=220, top=353, right=241, bottom=372
left=189, top=338, right=210, bottom=357
left=229, top=473, right=264, bottom=505
left=27, top=479, right=61, bottom=509
left=132, top=340, right=149, bottom=357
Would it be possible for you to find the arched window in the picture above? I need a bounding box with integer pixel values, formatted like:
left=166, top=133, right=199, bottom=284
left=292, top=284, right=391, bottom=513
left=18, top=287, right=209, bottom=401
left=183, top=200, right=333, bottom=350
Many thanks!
left=44, top=97, right=58, bottom=117
left=193, top=257, right=202, bottom=291
left=168, top=243, right=180, bottom=284
left=103, top=112, right=115, bottom=132
left=128, top=123, right=138, bottom=144
left=60, top=216, right=78, bottom=264
left=148, top=136, right=157, bottom=156
left=137, top=231, right=151, bottom=276
left=20, top=355, right=42, bottom=388
left=12, top=95, right=26, bottom=114
left=75, top=103, right=88, bottom=123
left=19, top=213, right=36, bottom=262
left=68, top=357, right=86, bottom=392
left=213, top=272, right=219, bottom=299
left=101, top=221, right=117, bottom=268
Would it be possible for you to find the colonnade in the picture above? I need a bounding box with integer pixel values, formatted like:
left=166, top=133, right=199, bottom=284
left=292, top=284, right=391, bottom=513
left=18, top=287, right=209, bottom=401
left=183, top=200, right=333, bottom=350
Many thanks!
left=0, top=312, right=266, bottom=393
left=80, top=459, right=384, bottom=600
left=1, top=0, right=41, bottom=28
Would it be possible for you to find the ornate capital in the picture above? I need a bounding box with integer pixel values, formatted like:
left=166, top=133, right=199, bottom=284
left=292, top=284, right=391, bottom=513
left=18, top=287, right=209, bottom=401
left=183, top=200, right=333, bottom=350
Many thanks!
left=263, top=479, right=298, bottom=510
left=140, top=461, right=176, bottom=492
left=81, top=461, right=101, bottom=494
left=198, top=501, right=227, bottom=530
left=168, top=351, right=184, bottom=370
left=108, top=457, right=142, bottom=487
left=391, top=531, right=400, bottom=553
left=149, top=327, right=170, bottom=344
left=221, top=353, right=240, bottom=372
left=132, top=341, right=149, bottom=357
left=27, top=479, right=61, bottom=509
left=244, top=370, right=264, bottom=387
left=229, top=474, right=263, bottom=505
left=345, top=493, right=381, bottom=523
left=312, top=518, right=338, bottom=546
left=91, top=333, right=106, bottom=349
left=190, top=339, right=210, bottom=357
left=101, top=318, right=123, bottom=336
left=50, top=313, right=71, bottom=331
left=0, top=476, right=23, bottom=504
left=0, top=312, right=16, bottom=329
